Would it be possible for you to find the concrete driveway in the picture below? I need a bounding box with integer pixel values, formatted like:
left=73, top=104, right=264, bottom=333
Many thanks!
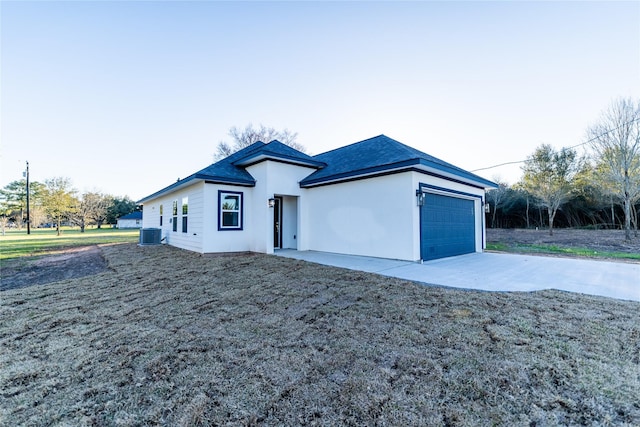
left=276, top=250, right=640, bottom=302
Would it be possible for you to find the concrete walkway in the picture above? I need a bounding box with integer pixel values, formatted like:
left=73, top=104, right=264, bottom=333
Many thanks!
left=275, top=250, right=640, bottom=302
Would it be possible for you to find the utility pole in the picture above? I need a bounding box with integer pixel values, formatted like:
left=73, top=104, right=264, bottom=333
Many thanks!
left=25, top=161, right=31, bottom=235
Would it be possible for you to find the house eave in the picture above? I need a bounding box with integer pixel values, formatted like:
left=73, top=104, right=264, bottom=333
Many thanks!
left=300, top=159, right=498, bottom=189
left=415, top=161, right=498, bottom=189
left=138, top=174, right=256, bottom=204
left=233, top=152, right=326, bottom=169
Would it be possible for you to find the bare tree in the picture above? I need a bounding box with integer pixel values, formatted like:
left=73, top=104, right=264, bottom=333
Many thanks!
left=29, top=206, right=47, bottom=229
left=87, top=192, right=111, bottom=229
left=486, top=178, right=509, bottom=228
left=70, top=199, right=90, bottom=233
left=214, top=124, right=304, bottom=161
left=70, top=192, right=112, bottom=232
left=586, top=98, right=640, bottom=241
left=522, top=144, right=581, bottom=235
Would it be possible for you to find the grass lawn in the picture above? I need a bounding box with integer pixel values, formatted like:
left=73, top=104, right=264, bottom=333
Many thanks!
left=486, top=241, right=640, bottom=261
left=486, top=228, right=640, bottom=262
left=0, top=228, right=139, bottom=260
left=1, top=243, right=638, bottom=426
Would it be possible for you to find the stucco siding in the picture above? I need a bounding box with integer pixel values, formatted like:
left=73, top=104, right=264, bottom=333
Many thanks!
left=304, top=173, right=416, bottom=260
left=281, top=196, right=298, bottom=249
left=246, top=161, right=316, bottom=254
left=202, top=183, right=254, bottom=253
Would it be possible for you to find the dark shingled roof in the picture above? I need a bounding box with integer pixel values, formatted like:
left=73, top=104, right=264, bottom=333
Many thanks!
left=118, top=211, right=142, bottom=220
left=138, top=140, right=324, bottom=203
left=233, top=140, right=326, bottom=168
left=300, top=135, right=496, bottom=188
left=193, top=141, right=265, bottom=185
left=138, top=142, right=264, bottom=203
left=139, top=135, right=496, bottom=203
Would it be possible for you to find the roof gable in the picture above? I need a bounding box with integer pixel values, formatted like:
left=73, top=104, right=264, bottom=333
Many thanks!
left=138, top=142, right=265, bottom=203
left=194, top=141, right=266, bottom=183
left=232, top=140, right=326, bottom=168
left=300, top=135, right=497, bottom=189
left=139, top=134, right=496, bottom=204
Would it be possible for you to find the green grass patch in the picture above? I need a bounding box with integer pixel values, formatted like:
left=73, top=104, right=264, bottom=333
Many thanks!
left=487, top=242, right=640, bottom=261
left=0, top=227, right=139, bottom=260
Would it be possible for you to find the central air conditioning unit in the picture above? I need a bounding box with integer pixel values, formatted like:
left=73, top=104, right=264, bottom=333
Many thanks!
left=139, top=228, right=162, bottom=245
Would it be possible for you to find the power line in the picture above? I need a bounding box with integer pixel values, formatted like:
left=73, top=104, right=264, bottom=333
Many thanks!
left=471, top=160, right=528, bottom=173
left=470, top=117, right=640, bottom=173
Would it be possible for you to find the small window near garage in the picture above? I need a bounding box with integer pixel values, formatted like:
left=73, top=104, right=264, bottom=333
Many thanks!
left=159, top=204, right=163, bottom=226
left=172, top=200, right=178, bottom=232
left=218, top=191, right=243, bottom=230
left=182, top=197, right=188, bottom=233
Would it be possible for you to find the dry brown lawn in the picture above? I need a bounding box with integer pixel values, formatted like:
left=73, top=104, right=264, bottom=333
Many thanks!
left=1, top=243, right=639, bottom=426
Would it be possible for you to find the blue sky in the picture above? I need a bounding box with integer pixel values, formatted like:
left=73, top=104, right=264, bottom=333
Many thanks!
left=2, top=1, right=639, bottom=201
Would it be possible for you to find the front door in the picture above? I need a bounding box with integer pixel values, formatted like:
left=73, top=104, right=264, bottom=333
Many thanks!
left=273, top=196, right=282, bottom=249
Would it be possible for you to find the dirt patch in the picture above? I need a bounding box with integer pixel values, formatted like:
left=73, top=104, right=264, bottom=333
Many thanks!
left=4, top=229, right=635, bottom=293
left=0, top=243, right=638, bottom=426
left=0, top=245, right=109, bottom=291
left=487, top=228, right=640, bottom=255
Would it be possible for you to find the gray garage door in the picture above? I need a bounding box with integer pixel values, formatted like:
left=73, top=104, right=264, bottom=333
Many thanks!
left=420, top=192, right=475, bottom=261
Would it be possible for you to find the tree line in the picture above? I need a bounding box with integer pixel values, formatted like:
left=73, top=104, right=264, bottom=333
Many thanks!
left=0, top=177, right=137, bottom=235
left=488, top=98, right=640, bottom=241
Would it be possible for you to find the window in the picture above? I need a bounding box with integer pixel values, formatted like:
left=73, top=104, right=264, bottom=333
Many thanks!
left=181, top=197, right=188, bottom=233
left=218, top=191, right=243, bottom=230
left=159, top=204, right=163, bottom=226
left=172, top=200, right=178, bottom=232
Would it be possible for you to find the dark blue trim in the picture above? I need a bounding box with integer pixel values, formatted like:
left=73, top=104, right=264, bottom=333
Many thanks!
left=418, top=193, right=423, bottom=262
left=418, top=183, right=483, bottom=200
left=301, top=159, right=419, bottom=186
left=300, top=161, right=494, bottom=189
left=138, top=174, right=255, bottom=204
left=416, top=168, right=488, bottom=190
left=418, top=182, right=486, bottom=261
left=217, top=190, right=244, bottom=231
left=195, top=173, right=255, bottom=185
left=301, top=135, right=497, bottom=189
left=415, top=158, right=496, bottom=189
left=203, top=179, right=255, bottom=187
left=232, top=150, right=326, bottom=169
left=300, top=166, right=489, bottom=191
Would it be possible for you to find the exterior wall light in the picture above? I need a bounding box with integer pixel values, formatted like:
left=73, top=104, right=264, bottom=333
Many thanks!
left=268, top=198, right=275, bottom=208
left=484, top=201, right=490, bottom=213
left=416, top=190, right=425, bottom=206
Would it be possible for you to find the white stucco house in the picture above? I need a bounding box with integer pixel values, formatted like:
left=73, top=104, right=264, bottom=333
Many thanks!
left=117, top=211, right=142, bottom=229
left=138, top=135, right=497, bottom=261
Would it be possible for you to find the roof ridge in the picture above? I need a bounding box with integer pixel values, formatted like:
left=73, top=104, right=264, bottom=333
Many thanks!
left=261, top=139, right=316, bottom=159
left=312, top=134, right=387, bottom=158
left=300, top=134, right=497, bottom=189
left=199, top=141, right=266, bottom=171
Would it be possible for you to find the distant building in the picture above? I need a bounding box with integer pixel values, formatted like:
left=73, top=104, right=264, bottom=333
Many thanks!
left=117, top=211, right=142, bottom=229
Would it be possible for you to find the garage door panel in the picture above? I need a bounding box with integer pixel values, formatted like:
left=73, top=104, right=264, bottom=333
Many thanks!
left=421, top=193, right=475, bottom=261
